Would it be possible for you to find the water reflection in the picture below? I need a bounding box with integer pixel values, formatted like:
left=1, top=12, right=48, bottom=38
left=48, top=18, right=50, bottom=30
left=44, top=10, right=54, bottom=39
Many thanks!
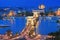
left=0, top=17, right=26, bottom=34
left=0, top=16, right=59, bottom=35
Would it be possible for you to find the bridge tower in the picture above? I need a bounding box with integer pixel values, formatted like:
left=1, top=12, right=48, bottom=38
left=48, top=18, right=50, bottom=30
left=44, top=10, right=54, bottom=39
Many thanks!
left=25, top=10, right=40, bottom=38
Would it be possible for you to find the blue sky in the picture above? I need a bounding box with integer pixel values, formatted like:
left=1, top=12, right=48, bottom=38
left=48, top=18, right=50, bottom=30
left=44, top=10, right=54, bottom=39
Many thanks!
left=0, top=0, right=60, bottom=9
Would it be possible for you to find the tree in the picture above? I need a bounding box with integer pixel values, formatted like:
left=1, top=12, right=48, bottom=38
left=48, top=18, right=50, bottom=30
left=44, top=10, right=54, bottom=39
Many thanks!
left=48, top=31, right=60, bottom=40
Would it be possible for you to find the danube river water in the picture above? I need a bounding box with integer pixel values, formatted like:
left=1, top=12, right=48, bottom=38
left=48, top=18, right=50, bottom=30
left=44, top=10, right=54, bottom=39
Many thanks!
left=0, top=16, right=58, bottom=35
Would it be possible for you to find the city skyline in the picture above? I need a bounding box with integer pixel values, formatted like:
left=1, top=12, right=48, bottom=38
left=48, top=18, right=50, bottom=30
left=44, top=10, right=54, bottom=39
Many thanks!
left=0, top=0, right=60, bottom=35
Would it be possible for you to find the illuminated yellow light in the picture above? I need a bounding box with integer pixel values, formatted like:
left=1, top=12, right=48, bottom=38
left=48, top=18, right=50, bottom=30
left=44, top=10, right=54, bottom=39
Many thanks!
left=57, top=8, right=60, bottom=16
left=32, top=10, right=40, bottom=18
left=33, top=32, right=35, bottom=35
left=33, top=13, right=39, bottom=18
left=31, top=26, right=34, bottom=28
left=10, top=34, right=12, bottom=36
left=8, top=13, right=12, bottom=16
left=8, top=11, right=15, bottom=17
left=39, top=4, right=45, bottom=9
left=35, top=21, right=39, bottom=28
left=48, top=14, right=53, bottom=16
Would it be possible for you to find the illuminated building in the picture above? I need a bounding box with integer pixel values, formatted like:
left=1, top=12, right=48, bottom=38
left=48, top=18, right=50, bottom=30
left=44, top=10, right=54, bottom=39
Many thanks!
left=48, top=13, right=54, bottom=16
left=56, top=8, right=60, bottom=16
left=39, top=4, right=45, bottom=9
left=8, top=10, right=16, bottom=17
left=2, top=13, right=7, bottom=17
left=18, top=10, right=21, bottom=13
left=38, top=4, right=45, bottom=16
left=4, top=8, right=9, bottom=11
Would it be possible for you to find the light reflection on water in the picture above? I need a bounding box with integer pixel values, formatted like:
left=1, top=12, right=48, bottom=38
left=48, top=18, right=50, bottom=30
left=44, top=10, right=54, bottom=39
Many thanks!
left=0, top=17, right=26, bottom=34
left=0, top=16, right=59, bottom=35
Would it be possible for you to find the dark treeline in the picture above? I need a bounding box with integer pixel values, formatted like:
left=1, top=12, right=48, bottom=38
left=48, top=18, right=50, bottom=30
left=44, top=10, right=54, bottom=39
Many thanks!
left=47, top=30, right=60, bottom=40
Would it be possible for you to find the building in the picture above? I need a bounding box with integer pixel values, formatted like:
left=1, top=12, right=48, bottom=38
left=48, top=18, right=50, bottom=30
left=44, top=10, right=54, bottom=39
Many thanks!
left=8, top=10, right=16, bottom=17
left=56, top=8, right=60, bottom=16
